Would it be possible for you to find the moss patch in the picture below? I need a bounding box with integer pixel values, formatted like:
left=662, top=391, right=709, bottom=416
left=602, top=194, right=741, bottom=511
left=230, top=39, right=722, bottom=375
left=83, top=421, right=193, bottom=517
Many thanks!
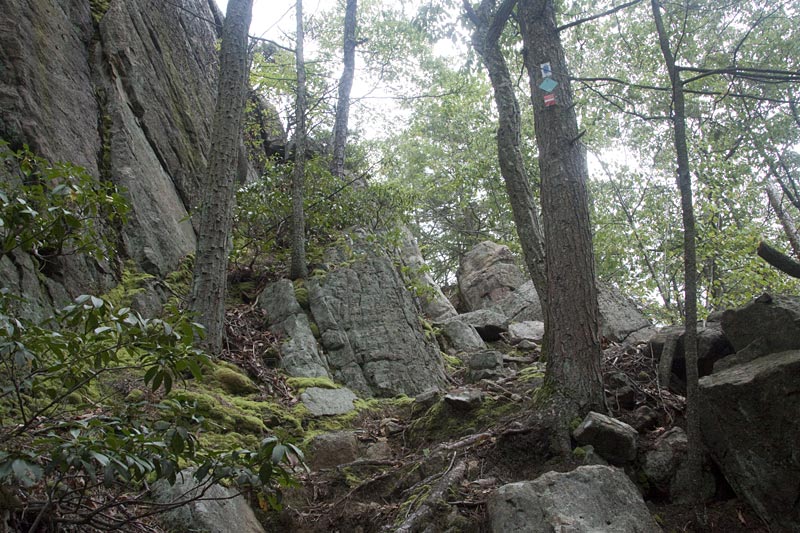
left=286, top=377, right=339, bottom=392
left=212, top=366, right=258, bottom=395
left=103, top=262, right=154, bottom=307
left=408, top=395, right=516, bottom=445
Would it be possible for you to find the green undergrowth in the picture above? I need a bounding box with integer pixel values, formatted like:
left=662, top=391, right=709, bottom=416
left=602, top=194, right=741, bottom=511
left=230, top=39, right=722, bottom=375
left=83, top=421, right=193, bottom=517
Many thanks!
left=103, top=261, right=154, bottom=307
left=407, top=395, right=517, bottom=446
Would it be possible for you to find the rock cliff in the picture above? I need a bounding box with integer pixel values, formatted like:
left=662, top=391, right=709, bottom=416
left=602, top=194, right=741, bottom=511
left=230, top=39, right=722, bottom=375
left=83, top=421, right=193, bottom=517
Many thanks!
left=0, top=0, right=282, bottom=316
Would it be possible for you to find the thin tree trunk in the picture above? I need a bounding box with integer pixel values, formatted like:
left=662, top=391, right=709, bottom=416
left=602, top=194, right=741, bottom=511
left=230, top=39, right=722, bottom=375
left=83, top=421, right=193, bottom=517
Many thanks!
left=518, top=0, right=604, bottom=416
left=757, top=240, right=800, bottom=278
left=191, top=0, right=253, bottom=354
left=290, top=0, right=308, bottom=280
left=330, top=0, right=358, bottom=181
left=464, top=0, right=548, bottom=310
left=651, top=0, right=702, bottom=503
left=766, top=180, right=800, bottom=258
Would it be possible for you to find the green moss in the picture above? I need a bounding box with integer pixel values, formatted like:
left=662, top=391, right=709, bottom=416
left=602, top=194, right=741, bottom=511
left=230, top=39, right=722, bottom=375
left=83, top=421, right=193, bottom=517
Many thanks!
left=443, top=354, right=463, bottom=371
left=170, top=389, right=267, bottom=434
left=90, top=0, right=110, bottom=23
left=517, top=366, right=545, bottom=383
left=572, top=446, right=587, bottom=459
left=125, top=389, right=146, bottom=403
left=199, top=431, right=260, bottom=452
left=285, top=376, right=339, bottom=391
left=103, top=262, right=154, bottom=307
left=227, top=281, right=256, bottom=305
left=294, top=286, right=309, bottom=309
left=569, top=416, right=583, bottom=432
left=309, top=321, right=320, bottom=338
left=164, top=254, right=194, bottom=299
left=212, top=366, right=258, bottom=395
left=408, top=395, right=515, bottom=444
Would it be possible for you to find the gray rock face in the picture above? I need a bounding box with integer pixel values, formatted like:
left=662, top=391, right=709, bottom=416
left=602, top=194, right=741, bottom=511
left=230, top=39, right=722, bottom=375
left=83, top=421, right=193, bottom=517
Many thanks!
left=153, top=469, right=266, bottom=533
left=488, top=466, right=661, bottom=533
left=507, top=321, right=545, bottom=344
left=699, top=350, right=800, bottom=531
left=1, top=0, right=283, bottom=315
left=444, top=388, right=484, bottom=410
left=457, top=241, right=527, bottom=311
left=467, top=350, right=506, bottom=382
left=307, top=431, right=360, bottom=470
left=643, top=427, right=688, bottom=487
left=397, top=226, right=458, bottom=321
left=496, top=280, right=544, bottom=322
left=450, top=309, right=509, bottom=341
left=650, top=322, right=734, bottom=379
left=597, top=284, right=655, bottom=343
left=308, top=250, right=446, bottom=397
left=440, top=318, right=486, bottom=353
left=573, top=411, right=638, bottom=465
left=261, top=280, right=329, bottom=379
left=301, top=387, right=358, bottom=416
left=718, top=294, right=800, bottom=369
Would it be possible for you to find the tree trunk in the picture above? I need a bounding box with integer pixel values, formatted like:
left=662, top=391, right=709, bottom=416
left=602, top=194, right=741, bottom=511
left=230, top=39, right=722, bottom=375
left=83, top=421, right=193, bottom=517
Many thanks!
left=290, top=0, right=308, bottom=280
left=518, top=0, right=604, bottom=416
left=766, top=180, right=800, bottom=258
left=651, top=0, right=702, bottom=503
left=465, top=0, right=548, bottom=310
left=330, top=0, right=358, bottom=181
left=757, top=240, right=800, bottom=278
left=191, top=0, right=253, bottom=355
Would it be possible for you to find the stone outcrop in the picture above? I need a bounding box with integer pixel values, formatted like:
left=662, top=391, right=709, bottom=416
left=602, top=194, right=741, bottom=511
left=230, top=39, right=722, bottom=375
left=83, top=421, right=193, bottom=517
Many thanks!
left=699, top=349, right=800, bottom=531
left=456, top=241, right=526, bottom=311
left=649, top=321, right=734, bottom=380
left=488, top=466, right=661, bottom=533
left=397, top=226, right=458, bottom=321
left=573, top=411, right=638, bottom=465
left=440, top=318, right=486, bottom=353
left=308, top=250, right=446, bottom=397
left=0, top=0, right=284, bottom=316
left=716, top=293, right=800, bottom=370
left=153, top=468, right=266, bottom=533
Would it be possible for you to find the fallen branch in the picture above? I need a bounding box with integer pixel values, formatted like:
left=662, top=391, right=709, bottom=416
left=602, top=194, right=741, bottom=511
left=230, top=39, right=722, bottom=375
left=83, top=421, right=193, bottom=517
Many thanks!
left=392, top=458, right=467, bottom=533
left=757, top=240, right=800, bottom=278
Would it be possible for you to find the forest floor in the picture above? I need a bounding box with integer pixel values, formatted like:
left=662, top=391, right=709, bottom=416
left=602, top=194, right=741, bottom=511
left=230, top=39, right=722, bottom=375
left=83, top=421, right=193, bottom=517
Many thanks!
left=217, top=303, right=770, bottom=533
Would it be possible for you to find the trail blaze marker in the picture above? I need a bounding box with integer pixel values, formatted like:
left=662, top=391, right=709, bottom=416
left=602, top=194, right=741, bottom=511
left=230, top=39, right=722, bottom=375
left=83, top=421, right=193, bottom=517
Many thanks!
left=544, top=93, right=556, bottom=107
left=539, top=78, right=558, bottom=92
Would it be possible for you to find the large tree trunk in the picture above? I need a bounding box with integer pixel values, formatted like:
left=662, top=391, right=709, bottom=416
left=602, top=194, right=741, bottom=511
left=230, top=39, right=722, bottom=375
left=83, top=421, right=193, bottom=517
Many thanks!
left=191, top=0, right=253, bottom=354
left=651, top=0, right=702, bottom=503
left=290, top=0, right=309, bottom=280
left=330, top=0, right=358, bottom=181
left=465, top=0, right=548, bottom=309
left=518, top=0, right=604, bottom=416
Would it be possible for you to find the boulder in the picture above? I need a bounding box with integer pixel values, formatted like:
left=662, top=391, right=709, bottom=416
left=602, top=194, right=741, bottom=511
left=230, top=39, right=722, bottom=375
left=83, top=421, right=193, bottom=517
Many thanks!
left=307, top=431, right=360, bottom=470
left=650, top=322, right=734, bottom=380
left=456, top=241, right=527, bottom=311
left=260, top=280, right=329, bottom=379
left=450, top=309, right=509, bottom=341
left=496, top=280, right=544, bottom=323
left=597, top=284, right=655, bottom=343
left=397, top=226, right=458, bottom=321
left=440, top=318, right=486, bottom=353
left=444, top=388, right=484, bottom=410
left=153, top=469, right=265, bottom=533
left=488, top=465, right=661, bottom=533
left=643, top=427, right=687, bottom=488
left=507, top=320, right=545, bottom=344
left=467, top=350, right=506, bottom=382
left=717, top=293, right=800, bottom=370
left=699, top=350, right=800, bottom=531
left=308, top=245, right=446, bottom=397
left=300, top=387, right=358, bottom=416
left=573, top=411, right=638, bottom=465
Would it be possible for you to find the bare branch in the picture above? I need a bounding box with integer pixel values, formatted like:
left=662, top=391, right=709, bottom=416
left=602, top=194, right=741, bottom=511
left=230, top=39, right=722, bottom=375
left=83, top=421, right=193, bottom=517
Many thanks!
left=557, top=0, right=643, bottom=32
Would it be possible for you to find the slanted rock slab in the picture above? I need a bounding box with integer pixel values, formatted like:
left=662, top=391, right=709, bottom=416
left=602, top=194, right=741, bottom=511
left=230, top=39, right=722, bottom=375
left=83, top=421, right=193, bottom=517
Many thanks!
left=451, top=309, right=509, bottom=341
left=301, top=387, right=358, bottom=416
left=153, top=469, right=266, bottom=533
left=488, top=465, right=661, bottom=533
left=699, top=349, right=800, bottom=531
left=573, top=411, right=638, bottom=464
left=444, top=388, right=484, bottom=410
left=440, top=318, right=486, bottom=352
left=507, top=320, right=545, bottom=344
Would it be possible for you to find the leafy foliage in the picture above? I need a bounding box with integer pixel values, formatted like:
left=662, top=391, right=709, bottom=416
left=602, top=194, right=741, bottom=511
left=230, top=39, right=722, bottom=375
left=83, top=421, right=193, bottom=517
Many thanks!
left=0, top=142, right=128, bottom=263
left=0, top=292, right=302, bottom=530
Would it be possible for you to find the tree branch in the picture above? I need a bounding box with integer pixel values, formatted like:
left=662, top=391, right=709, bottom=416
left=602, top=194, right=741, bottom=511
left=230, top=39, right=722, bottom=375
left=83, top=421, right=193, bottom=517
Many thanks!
left=557, top=0, right=643, bottom=32
left=757, top=240, right=800, bottom=278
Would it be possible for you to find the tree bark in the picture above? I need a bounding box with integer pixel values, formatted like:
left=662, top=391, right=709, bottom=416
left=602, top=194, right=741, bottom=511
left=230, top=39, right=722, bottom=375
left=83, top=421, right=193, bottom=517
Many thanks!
left=651, top=0, right=702, bottom=503
left=191, top=0, right=253, bottom=354
left=290, top=0, right=309, bottom=280
left=757, top=240, right=800, bottom=278
left=518, top=0, right=604, bottom=415
left=766, top=180, right=800, bottom=258
left=330, top=0, right=358, bottom=181
left=465, top=0, right=548, bottom=310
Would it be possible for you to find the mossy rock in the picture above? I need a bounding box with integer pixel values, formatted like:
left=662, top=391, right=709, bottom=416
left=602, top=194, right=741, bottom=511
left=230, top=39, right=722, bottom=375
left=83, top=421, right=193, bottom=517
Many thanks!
left=212, top=366, right=259, bottom=395
left=103, top=261, right=154, bottom=307
left=294, top=286, right=309, bottom=309
left=286, top=376, right=339, bottom=392
left=407, top=396, right=515, bottom=445
left=125, top=389, right=146, bottom=403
